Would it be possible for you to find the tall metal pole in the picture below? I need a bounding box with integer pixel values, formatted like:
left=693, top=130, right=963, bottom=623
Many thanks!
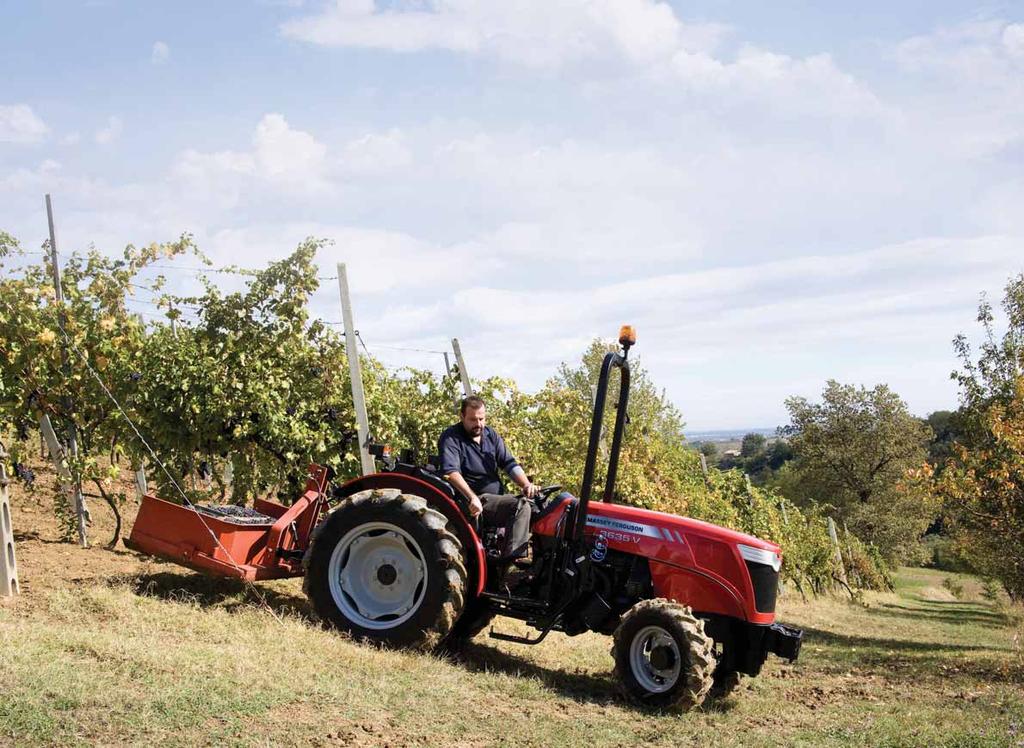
left=337, top=264, right=375, bottom=476
left=46, top=194, right=88, bottom=547
left=451, top=338, right=474, bottom=397
left=0, top=442, right=20, bottom=597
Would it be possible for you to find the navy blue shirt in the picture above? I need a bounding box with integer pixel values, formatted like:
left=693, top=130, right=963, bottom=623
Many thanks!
left=438, top=424, right=520, bottom=496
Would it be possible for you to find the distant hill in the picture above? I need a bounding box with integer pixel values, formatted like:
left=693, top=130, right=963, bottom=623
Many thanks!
left=684, top=427, right=778, bottom=444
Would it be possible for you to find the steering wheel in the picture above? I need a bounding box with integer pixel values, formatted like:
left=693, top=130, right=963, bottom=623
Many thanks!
left=530, top=484, right=563, bottom=511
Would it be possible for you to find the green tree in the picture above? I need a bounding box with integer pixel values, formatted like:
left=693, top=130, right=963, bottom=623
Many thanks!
left=740, top=432, right=767, bottom=459
left=780, top=380, right=935, bottom=564
left=697, top=441, right=718, bottom=460
left=930, top=379, right=1024, bottom=599
left=935, top=274, right=1024, bottom=596
left=923, top=410, right=963, bottom=470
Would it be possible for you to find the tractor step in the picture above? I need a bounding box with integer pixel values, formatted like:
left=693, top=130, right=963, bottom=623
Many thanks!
left=480, top=591, right=549, bottom=612
left=192, top=504, right=276, bottom=526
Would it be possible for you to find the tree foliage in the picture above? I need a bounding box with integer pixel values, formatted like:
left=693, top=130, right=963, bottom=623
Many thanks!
left=0, top=232, right=193, bottom=542
left=936, top=275, right=1024, bottom=596
left=779, top=380, right=935, bottom=564
left=928, top=381, right=1024, bottom=598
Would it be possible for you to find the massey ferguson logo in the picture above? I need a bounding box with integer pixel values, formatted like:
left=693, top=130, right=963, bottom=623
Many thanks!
left=585, top=515, right=682, bottom=543
left=587, top=515, right=646, bottom=534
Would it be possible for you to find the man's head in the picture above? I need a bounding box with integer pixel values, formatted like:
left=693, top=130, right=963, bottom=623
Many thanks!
left=460, top=396, right=486, bottom=437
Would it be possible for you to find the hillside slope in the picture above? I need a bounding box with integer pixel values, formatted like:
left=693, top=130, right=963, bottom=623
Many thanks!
left=1, top=472, right=1022, bottom=746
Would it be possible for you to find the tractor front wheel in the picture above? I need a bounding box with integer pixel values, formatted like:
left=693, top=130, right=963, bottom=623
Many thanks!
left=304, top=488, right=467, bottom=650
left=612, top=599, right=716, bottom=710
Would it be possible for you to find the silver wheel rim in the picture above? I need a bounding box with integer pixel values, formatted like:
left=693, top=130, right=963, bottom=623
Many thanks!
left=328, top=521, right=428, bottom=630
left=629, top=624, right=682, bottom=693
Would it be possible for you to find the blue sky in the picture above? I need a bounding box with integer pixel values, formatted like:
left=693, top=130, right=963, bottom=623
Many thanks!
left=2, top=1, right=1024, bottom=430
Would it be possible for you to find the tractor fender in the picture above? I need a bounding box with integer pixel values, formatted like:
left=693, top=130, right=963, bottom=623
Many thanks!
left=648, top=559, right=748, bottom=621
left=334, top=473, right=486, bottom=596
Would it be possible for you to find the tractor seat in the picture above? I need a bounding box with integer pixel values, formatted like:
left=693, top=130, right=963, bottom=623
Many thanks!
left=192, top=504, right=276, bottom=526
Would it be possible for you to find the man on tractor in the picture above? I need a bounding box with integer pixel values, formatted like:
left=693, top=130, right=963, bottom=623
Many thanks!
left=438, top=395, right=536, bottom=560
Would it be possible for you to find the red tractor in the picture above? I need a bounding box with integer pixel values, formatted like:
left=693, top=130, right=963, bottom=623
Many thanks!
left=127, top=327, right=802, bottom=710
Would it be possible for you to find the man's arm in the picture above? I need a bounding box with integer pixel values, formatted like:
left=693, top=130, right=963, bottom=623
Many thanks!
left=445, top=471, right=483, bottom=517
left=439, top=429, right=483, bottom=517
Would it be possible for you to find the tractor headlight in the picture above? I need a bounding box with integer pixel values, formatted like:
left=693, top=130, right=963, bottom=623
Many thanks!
left=737, top=543, right=782, bottom=572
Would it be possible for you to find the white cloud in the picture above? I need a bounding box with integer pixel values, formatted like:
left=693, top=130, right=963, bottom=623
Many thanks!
left=60, top=132, right=81, bottom=146
left=671, top=46, right=883, bottom=117
left=1005, top=23, right=1024, bottom=58
left=95, top=115, right=123, bottom=144
left=891, top=20, right=1024, bottom=158
left=170, top=113, right=331, bottom=202
left=280, top=0, right=721, bottom=68
left=252, top=113, right=327, bottom=182
left=151, top=41, right=170, bottom=64
left=0, top=103, right=49, bottom=143
left=340, top=129, right=413, bottom=174
left=280, top=1, right=879, bottom=121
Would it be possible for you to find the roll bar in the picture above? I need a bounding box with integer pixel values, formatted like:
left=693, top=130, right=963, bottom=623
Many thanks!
left=573, top=338, right=632, bottom=543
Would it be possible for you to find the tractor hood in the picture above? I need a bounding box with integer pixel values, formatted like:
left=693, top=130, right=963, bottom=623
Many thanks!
left=585, top=501, right=781, bottom=555
left=582, top=500, right=782, bottom=624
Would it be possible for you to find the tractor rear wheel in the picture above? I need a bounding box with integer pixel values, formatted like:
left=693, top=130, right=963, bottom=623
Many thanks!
left=444, top=598, right=495, bottom=648
left=709, top=668, right=743, bottom=700
left=612, top=599, right=716, bottom=710
left=304, top=488, right=467, bottom=650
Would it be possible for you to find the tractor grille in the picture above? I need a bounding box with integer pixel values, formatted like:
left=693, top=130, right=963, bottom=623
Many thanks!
left=193, top=504, right=275, bottom=526
left=746, top=561, right=779, bottom=614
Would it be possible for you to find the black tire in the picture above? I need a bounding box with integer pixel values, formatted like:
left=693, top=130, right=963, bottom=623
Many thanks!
left=612, top=598, right=716, bottom=710
left=303, top=488, right=467, bottom=650
left=445, top=598, right=496, bottom=647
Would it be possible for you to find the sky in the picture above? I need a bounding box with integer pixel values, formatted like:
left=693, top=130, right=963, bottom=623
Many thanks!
left=2, top=1, right=1023, bottom=431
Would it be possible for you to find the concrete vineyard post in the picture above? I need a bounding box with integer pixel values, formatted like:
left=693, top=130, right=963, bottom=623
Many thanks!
left=827, top=517, right=848, bottom=587
left=451, top=338, right=474, bottom=398
left=443, top=352, right=459, bottom=409
left=45, top=194, right=88, bottom=547
left=0, top=443, right=19, bottom=597
left=337, top=263, right=375, bottom=477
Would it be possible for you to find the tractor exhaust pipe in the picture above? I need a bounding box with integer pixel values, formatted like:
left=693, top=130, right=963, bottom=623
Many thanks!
left=574, top=326, right=634, bottom=543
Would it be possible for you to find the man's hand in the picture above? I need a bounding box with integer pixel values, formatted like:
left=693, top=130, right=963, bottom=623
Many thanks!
left=445, top=470, right=483, bottom=518
left=522, top=482, right=539, bottom=499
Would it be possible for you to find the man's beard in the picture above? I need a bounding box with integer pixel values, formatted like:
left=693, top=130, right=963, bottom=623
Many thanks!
left=467, top=425, right=483, bottom=436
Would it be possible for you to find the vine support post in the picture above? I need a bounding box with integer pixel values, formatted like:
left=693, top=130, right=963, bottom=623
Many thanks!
left=443, top=352, right=459, bottom=409
left=38, top=413, right=88, bottom=541
left=1, top=442, right=20, bottom=597
left=45, top=194, right=87, bottom=547
left=698, top=452, right=712, bottom=490
left=134, top=468, right=148, bottom=502
left=337, top=263, right=375, bottom=477
left=451, top=338, right=474, bottom=398
left=827, top=517, right=848, bottom=588
left=843, top=520, right=858, bottom=586
left=132, top=313, right=148, bottom=501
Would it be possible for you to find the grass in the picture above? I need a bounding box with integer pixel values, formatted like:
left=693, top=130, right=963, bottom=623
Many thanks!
left=2, top=477, right=1023, bottom=746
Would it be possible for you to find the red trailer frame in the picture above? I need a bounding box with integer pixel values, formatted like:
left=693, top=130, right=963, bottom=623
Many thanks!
left=125, top=465, right=331, bottom=581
